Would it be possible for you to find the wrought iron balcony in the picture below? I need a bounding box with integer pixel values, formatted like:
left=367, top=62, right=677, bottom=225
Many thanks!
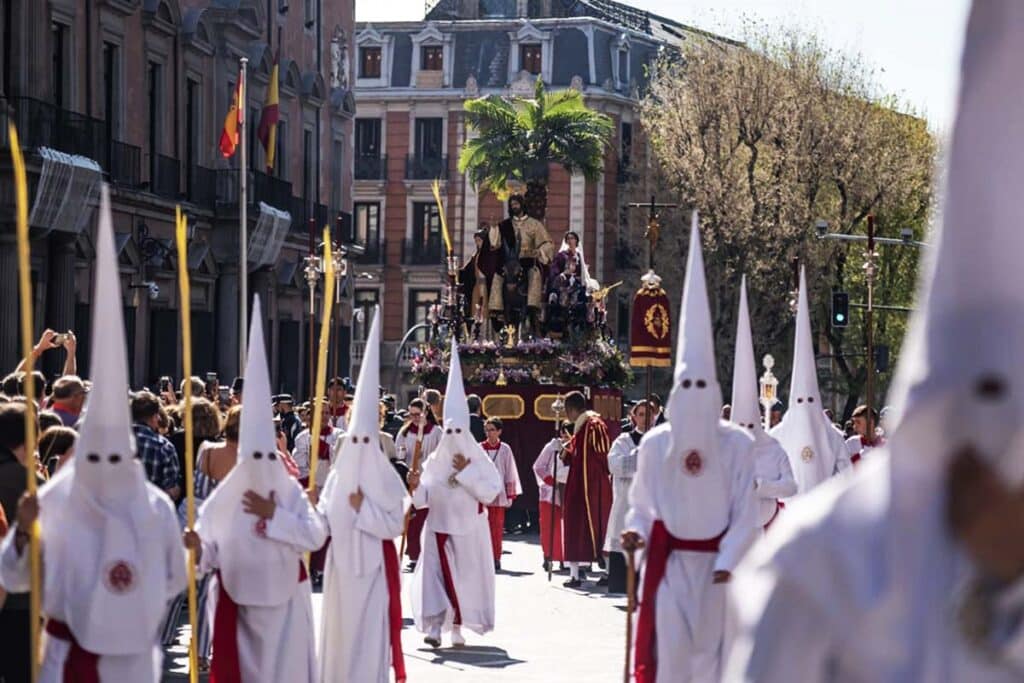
left=354, top=154, right=388, bottom=181
left=187, top=164, right=216, bottom=207
left=405, top=154, right=448, bottom=181
left=110, top=140, right=141, bottom=187
left=402, top=237, right=444, bottom=266
left=2, top=96, right=107, bottom=162
left=358, top=238, right=387, bottom=265
left=152, top=153, right=180, bottom=199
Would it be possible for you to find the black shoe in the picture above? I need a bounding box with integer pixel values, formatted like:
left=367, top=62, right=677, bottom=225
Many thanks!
left=424, top=635, right=441, bottom=648
left=596, top=576, right=608, bottom=587
left=405, top=561, right=417, bottom=573
left=563, top=578, right=582, bottom=588
left=494, top=560, right=502, bottom=572
left=596, top=556, right=607, bottom=570
left=542, top=559, right=551, bottom=573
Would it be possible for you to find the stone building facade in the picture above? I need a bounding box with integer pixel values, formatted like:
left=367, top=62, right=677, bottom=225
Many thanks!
left=0, top=0, right=355, bottom=395
left=350, top=0, right=720, bottom=395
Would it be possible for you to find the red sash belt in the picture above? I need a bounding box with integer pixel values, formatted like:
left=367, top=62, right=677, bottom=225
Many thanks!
left=211, top=562, right=308, bottom=683
left=382, top=540, right=407, bottom=682
left=45, top=620, right=99, bottom=683
left=634, top=520, right=727, bottom=683
left=764, top=500, right=785, bottom=531
left=435, top=532, right=463, bottom=626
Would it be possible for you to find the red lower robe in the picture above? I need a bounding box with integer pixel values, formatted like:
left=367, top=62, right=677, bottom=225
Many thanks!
left=562, top=414, right=613, bottom=562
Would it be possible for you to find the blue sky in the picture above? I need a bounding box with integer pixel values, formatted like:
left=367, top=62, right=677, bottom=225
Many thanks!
left=356, top=0, right=971, bottom=131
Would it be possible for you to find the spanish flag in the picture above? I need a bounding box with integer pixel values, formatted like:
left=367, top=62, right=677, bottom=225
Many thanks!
left=219, top=69, right=244, bottom=158
left=257, top=53, right=280, bottom=172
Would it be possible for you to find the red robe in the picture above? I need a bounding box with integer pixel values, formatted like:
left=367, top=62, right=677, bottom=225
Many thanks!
left=562, top=412, right=613, bottom=562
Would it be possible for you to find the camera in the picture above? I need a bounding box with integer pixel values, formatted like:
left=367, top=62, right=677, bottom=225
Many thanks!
left=51, top=333, right=68, bottom=347
left=160, top=376, right=172, bottom=393
left=206, top=372, right=218, bottom=384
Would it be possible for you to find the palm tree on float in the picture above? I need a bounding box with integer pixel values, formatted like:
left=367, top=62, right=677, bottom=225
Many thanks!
left=458, top=77, right=614, bottom=220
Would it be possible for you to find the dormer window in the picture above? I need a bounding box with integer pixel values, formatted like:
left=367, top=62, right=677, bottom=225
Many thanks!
left=613, top=33, right=631, bottom=91
left=521, top=44, right=542, bottom=75
left=360, top=47, right=382, bottom=79
left=422, top=46, right=443, bottom=72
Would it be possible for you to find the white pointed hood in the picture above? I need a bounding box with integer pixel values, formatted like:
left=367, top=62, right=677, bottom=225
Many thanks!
left=321, top=306, right=408, bottom=575
left=770, top=267, right=846, bottom=493
left=885, top=0, right=1024, bottom=488
left=197, top=295, right=306, bottom=606
left=665, top=212, right=723, bottom=455
left=730, top=276, right=761, bottom=433
left=44, top=184, right=167, bottom=655
left=419, top=338, right=502, bottom=535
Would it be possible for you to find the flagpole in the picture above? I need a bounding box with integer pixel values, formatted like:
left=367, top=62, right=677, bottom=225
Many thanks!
left=239, top=56, right=249, bottom=372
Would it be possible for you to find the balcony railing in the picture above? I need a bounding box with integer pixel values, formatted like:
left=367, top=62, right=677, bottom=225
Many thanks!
left=402, top=237, right=444, bottom=266
left=405, top=154, right=448, bottom=181
left=110, top=140, right=141, bottom=187
left=358, top=238, right=387, bottom=265
left=3, top=96, right=108, bottom=162
left=152, top=153, right=180, bottom=199
left=354, top=154, right=388, bottom=181
left=187, top=164, right=216, bottom=207
left=253, top=170, right=292, bottom=209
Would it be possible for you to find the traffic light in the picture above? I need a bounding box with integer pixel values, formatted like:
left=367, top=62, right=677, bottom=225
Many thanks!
left=874, top=344, right=890, bottom=373
left=831, top=291, right=849, bottom=327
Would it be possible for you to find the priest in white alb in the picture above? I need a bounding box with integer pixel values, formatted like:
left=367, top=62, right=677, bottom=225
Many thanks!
left=0, top=184, right=186, bottom=682
left=730, top=276, right=796, bottom=529
left=187, top=297, right=327, bottom=683
left=318, top=307, right=409, bottom=682
left=769, top=267, right=850, bottom=494
left=621, top=214, right=759, bottom=683
left=727, top=2, right=1024, bottom=679
left=408, top=338, right=503, bottom=648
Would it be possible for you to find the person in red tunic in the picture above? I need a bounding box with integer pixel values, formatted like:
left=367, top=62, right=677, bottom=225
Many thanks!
left=560, top=390, right=613, bottom=588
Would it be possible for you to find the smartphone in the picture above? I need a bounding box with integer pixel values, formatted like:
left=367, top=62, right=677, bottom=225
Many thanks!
left=51, top=333, right=68, bottom=347
left=206, top=372, right=218, bottom=384
left=160, top=376, right=172, bottom=393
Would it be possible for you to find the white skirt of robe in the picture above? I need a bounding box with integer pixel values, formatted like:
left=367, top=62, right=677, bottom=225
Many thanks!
left=207, top=572, right=317, bottom=683
left=410, top=515, right=495, bottom=636
left=319, top=552, right=393, bottom=683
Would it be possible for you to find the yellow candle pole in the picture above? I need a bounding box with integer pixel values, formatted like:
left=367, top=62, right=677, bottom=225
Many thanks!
left=10, top=123, right=41, bottom=682
left=307, top=228, right=335, bottom=494
left=174, top=207, right=199, bottom=683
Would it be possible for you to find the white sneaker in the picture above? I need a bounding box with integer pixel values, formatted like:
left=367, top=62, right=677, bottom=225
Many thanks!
left=424, top=625, right=441, bottom=648
left=451, top=625, right=466, bottom=647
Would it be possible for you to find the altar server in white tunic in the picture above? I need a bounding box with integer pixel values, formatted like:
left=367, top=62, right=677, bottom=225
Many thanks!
left=0, top=184, right=186, bottom=682
left=408, top=338, right=503, bottom=648
left=769, top=267, right=850, bottom=494
left=188, top=297, right=327, bottom=683
left=621, top=214, right=759, bottom=683
left=318, top=307, right=409, bottom=683
left=730, top=276, right=796, bottom=529
left=727, top=2, right=1024, bottom=680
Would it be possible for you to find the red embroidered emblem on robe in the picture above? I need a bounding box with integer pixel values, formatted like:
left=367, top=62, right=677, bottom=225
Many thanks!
left=254, top=518, right=269, bottom=538
left=104, top=560, right=136, bottom=594
left=684, top=450, right=703, bottom=476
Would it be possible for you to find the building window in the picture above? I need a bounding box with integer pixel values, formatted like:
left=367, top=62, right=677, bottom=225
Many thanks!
left=302, top=128, right=313, bottom=202
left=411, top=201, right=441, bottom=251
left=148, top=61, right=162, bottom=160
left=360, top=47, right=382, bottom=79
left=304, top=0, right=315, bottom=29
left=408, top=289, right=441, bottom=338
left=354, top=202, right=380, bottom=246
left=414, top=118, right=443, bottom=160
left=421, top=45, right=443, bottom=71
left=521, top=44, right=542, bottom=76
left=52, top=22, right=69, bottom=108
left=355, top=118, right=381, bottom=156
left=354, top=289, right=379, bottom=341
left=275, top=119, right=287, bottom=179
left=185, top=78, right=199, bottom=179
left=331, top=138, right=344, bottom=212
left=621, top=121, right=633, bottom=166
left=618, top=50, right=629, bottom=87
left=479, top=0, right=516, bottom=18
left=103, top=42, right=121, bottom=139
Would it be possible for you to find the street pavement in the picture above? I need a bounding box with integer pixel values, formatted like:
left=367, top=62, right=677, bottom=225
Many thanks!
left=163, top=533, right=628, bottom=682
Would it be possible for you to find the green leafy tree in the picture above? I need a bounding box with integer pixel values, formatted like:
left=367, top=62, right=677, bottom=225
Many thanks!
left=637, top=27, right=935, bottom=418
left=459, top=78, right=614, bottom=219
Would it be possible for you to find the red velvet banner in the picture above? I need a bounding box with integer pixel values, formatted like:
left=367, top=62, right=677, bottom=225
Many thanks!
left=630, top=286, right=673, bottom=368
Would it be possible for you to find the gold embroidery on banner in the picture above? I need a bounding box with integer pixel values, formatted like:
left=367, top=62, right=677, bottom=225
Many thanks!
left=644, top=304, right=670, bottom=340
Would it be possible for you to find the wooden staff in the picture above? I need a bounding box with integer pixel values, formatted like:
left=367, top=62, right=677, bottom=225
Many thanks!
left=11, top=123, right=41, bottom=682
left=307, top=228, right=335, bottom=494
left=175, top=206, right=199, bottom=683
left=398, top=422, right=425, bottom=558
left=624, top=546, right=637, bottom=683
